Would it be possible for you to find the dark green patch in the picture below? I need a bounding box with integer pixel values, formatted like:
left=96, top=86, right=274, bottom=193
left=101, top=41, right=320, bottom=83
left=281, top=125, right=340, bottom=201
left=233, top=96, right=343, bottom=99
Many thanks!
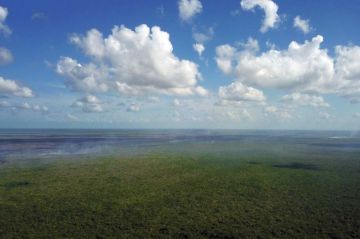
left=273, top=162, right=319, bottom=170
left=3, top=180, right=31, bottom=189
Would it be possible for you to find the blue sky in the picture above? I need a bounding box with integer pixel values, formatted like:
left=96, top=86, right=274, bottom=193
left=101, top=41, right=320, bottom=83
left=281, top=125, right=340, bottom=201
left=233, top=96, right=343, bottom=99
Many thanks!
left=0, top=0, right=360, bottom=129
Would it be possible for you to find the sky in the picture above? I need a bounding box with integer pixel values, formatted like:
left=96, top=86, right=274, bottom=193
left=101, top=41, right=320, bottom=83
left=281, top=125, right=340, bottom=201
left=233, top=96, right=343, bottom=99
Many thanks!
left=0, top=0, right=360, bottom=130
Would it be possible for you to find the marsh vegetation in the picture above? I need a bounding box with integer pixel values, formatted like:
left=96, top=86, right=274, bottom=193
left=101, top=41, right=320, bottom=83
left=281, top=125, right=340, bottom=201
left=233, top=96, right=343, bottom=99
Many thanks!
left=1, top=136, right=360, bottom=238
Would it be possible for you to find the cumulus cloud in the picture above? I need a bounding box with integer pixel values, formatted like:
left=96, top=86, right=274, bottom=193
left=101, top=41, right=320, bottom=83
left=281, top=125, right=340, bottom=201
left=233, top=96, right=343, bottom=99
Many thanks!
left=33, top=105, right=49, bottom=113
left=219, top=82, right=266, bottom=102
left=216, top=35, right=360, bottom=102
left=178, top=0, right=202, bottom=21
left=0, top=6, right=11, bottom=36
left=193, top=43, right=205, bottom=56
left=293, top=16, right=312, bottom=34
left=72, top=95, right=103, bottom=113
left=0, top=101, right=48, bottom=114
left=0, top=76, right=34, bottom=98
left=334, top=45, right=360, bottom=101
left=240, top=0, right=280, bottom=32
left=215, top=44, right=237, bottom=75
left=56, top=57, right=109, bottom=92
left=57, top=24, right=207, bottom=97
left=19, top=102, right=48, bottom=113
left=281, top=93, right=330, bottom=108
left=0, top=47, right=13, bottom=65
left=215, top=36, right=336, bottom=93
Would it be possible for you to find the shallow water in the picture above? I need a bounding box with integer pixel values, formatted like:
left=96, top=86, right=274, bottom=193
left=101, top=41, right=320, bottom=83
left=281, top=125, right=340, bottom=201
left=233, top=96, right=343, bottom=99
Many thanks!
left=1, top=129, right=359, bottom=162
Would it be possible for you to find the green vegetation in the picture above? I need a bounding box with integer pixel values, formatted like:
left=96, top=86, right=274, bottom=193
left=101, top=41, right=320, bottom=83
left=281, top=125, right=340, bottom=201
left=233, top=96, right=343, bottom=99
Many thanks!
left=0, top=142, right=360, bottom=238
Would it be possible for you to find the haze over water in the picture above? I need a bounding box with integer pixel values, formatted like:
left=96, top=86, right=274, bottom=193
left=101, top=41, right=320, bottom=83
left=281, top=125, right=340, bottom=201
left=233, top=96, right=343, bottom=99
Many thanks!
left=1, top=129, right=360, bottom=163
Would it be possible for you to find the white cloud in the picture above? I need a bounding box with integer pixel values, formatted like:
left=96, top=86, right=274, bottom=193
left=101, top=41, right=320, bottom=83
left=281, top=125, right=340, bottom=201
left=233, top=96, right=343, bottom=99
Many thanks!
left=56, top=57, right=109, bottom=93
left=17, top=102, right=48, bottom=114
left=193, top=43, right=205, bottom=56
left=35, top=105, right=48, bottom=113
left=216, top=36, right=360, bottom=101
left=219, top=82, right=266, bottom=103
left=335, top=45, right=360, bottom=82
left=192, top=26, right=214, bottom=44
left=0, top=47, right=13, bottom=65
left=0, top=76, right=34, bottom=98
left=215, top=35, right=335, bottom=93
left=215, top=37, right=259, bottom=75
left=57, top=24, right=206, bottom=97
left=178, top=0, right=202, bottom=21
left=215, top=44, right=237, bottom=75
left=126, top=103, right=140, bottom=112
left=0, top=100, right=48, bottom=114
left=334, top=45, right=360, bottom=101
left=216, top=36, right=360, bottom=103
left=0, top=6, right=11, bottom=36
left=264, top=105, right=292, bottom=119
left=240, top=0, right=280, bottom=32
left=72, top=95, right=103, bottom=113
left=19, top=102, right=31, bottom=110
left=293, top=16, right=312, bottom=34
left=33, top=105, right=48, bottom=113
left=281, top=93, right=330, bottom=108
left=226, top=109, right=251, bottom=120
